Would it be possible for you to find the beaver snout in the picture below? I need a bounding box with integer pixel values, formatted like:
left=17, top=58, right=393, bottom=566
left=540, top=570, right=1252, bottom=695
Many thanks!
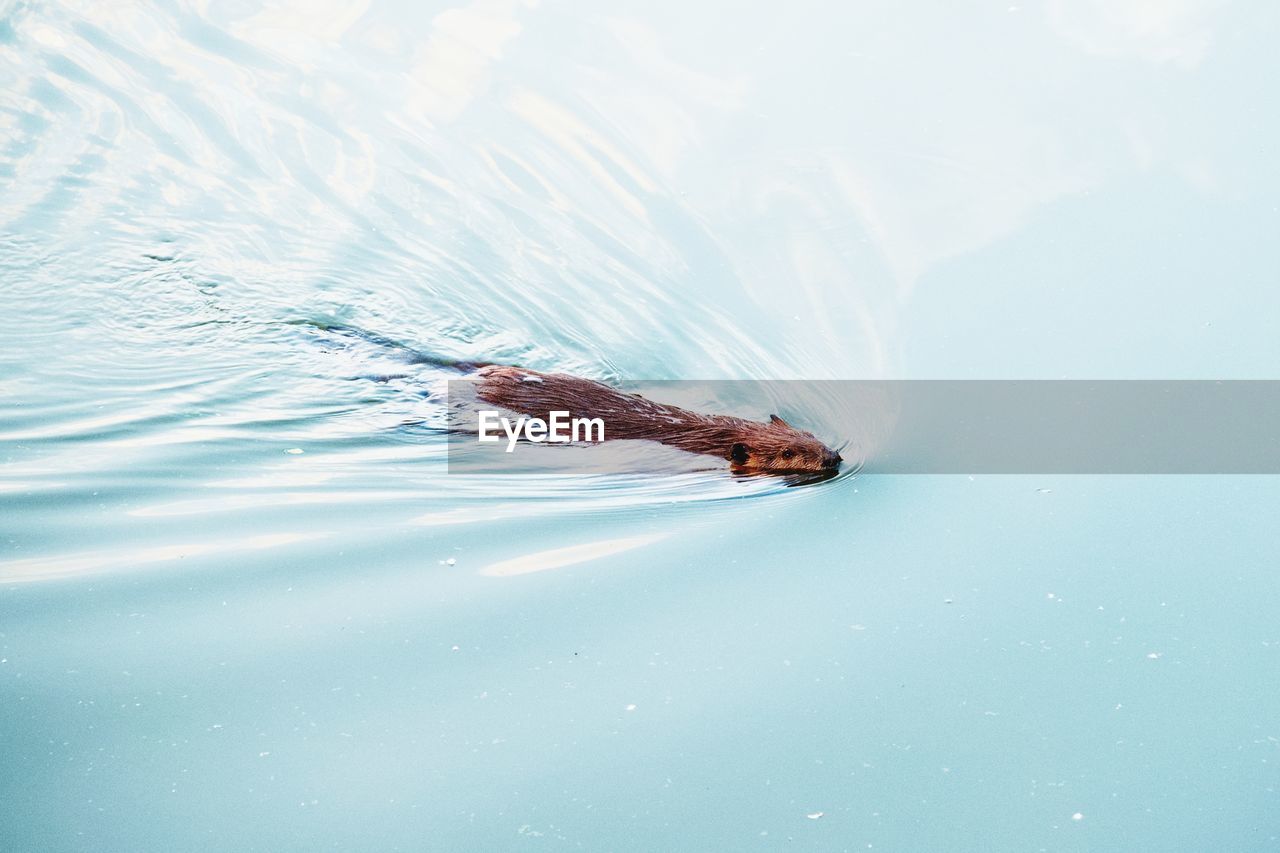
left=822, top=451, right=842, bottom=470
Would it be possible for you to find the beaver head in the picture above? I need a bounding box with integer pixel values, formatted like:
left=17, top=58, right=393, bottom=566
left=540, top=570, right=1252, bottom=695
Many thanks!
left=727, top=414, right=842, bottom=474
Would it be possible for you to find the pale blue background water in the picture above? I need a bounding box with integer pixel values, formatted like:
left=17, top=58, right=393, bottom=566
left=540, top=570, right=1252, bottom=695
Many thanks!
left=3, top=1, right=1280, bottom=850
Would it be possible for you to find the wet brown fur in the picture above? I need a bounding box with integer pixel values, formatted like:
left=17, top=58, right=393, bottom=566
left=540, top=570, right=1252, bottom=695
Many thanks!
left=474, top=365, right=841, bottom=474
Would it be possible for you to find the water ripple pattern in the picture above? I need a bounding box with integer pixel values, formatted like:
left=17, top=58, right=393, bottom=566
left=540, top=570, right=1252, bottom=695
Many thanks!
left=0, top=0, right=871, bottom=583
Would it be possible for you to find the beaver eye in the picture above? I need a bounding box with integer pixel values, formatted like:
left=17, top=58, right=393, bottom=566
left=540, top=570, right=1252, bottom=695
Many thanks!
left=781, top=449, right=794, bottom=459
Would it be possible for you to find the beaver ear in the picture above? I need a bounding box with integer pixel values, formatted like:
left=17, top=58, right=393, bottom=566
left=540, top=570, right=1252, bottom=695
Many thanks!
left=769, top=414, right=792, bottom=428
left=730, top=442, right=750, bottom=464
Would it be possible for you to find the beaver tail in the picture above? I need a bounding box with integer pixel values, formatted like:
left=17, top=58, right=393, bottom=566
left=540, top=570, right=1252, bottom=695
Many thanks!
left=293, top=320, right=496, bottom=373
left=405, top=350, right=496, bottom=372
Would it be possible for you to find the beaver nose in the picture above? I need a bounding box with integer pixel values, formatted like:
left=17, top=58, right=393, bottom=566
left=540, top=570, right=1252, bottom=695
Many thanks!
left=823, top=451, right=842, bottom=469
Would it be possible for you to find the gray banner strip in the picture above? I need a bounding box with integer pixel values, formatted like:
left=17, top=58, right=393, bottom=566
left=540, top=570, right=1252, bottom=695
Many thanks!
left=853, top=380, right=1280, bottom=474
left=446, top=379, right=1280, bottom=474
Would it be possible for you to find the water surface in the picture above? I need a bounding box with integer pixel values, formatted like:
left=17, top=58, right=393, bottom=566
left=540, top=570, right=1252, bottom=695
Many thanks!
left=3, top=1, right=1280, bottom=850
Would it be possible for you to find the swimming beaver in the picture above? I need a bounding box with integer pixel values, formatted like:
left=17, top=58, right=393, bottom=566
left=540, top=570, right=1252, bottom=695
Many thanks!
left=472, top=365, right=842, bottom=475
left=297, top=323, right=842, bottom=475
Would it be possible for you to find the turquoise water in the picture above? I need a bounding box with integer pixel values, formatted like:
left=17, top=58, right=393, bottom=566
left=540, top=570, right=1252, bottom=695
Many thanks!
left=3, top=1, right=1280, bottom=850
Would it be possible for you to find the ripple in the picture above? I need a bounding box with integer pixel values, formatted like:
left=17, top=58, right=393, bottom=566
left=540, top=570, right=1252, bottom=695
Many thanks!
left=1, top=0, right=871, bottom=584
left=478, top=534, right=667, bottom=578
left=0, top=531, right=323, bottom=584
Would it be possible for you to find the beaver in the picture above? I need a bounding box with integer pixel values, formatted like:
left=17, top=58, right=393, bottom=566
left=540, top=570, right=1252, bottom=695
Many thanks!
left=470, top=365, right=842, bottom=475
left=298, top=323, right=842, bottom=476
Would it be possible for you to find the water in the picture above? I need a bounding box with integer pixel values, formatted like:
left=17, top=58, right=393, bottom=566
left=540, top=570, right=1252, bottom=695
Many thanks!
left=3, top=1, right=1279, bottom=850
